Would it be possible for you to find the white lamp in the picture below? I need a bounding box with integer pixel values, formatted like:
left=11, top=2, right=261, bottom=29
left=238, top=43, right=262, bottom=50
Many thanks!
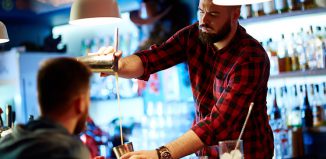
left=0, top=21, right=9, bottom=44
left=69, top=0, right=121, bottom=25
left=213, top=0, right=272, bottom=5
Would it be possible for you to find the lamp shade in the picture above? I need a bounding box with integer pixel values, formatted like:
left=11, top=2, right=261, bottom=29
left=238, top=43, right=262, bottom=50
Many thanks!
left=0, top=21, right=9, bottom=43
left=213, top=0, right=272, bottom=5
left=69, top=0, right=121, bottom=25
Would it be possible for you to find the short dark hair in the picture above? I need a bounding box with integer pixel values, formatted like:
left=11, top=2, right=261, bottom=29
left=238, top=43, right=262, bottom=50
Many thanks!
left=37, top=57, right=92, bottom=114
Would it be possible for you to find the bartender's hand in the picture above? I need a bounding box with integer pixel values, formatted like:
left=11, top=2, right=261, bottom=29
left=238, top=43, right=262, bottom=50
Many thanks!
left=89, top=46, right=122, bottom=77
left=121, top=150, right=158, bottom=159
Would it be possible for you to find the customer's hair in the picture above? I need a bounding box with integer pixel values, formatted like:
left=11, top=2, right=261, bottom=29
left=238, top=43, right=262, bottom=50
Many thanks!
left=37, top=57, right=92, bottom=114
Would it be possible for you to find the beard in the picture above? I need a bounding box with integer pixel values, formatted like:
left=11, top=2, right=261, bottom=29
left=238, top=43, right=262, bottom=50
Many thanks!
left=74, top=109, right=88, bottom=135
left=199, top=19, right=231, bottom=45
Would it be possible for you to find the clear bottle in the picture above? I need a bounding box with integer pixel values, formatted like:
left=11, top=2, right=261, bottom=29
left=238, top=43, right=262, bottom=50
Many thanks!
left=306, top=26, right=318, bottom=70
left=240, top=4, right=253, bottom=19
left=278, top=34, right=292, bottom=72
left=263, top=0, right=277, bottom=15
left=301, top=84, right=313, bottom=128
left=296, top=28, right=309, bottom=71
left=281, top=86, right=289, bottom=125
left=274, top=0, right=288, bottom=14
left=267, top=38, right=280, bottom=75
left=252, top=2, right=265, bottom=17
left=312, top=84, right=324, bottom=126
left=290, top=85, right=302, bottom=127
left=288, top=33, right=300, bottom=71
left=314, top=26, right=326, bottom=69
left=287, top=0, right=300, bottom=11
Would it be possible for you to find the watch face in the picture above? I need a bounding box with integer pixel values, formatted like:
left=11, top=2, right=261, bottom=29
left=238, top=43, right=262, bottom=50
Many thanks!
left=162, top=151, right=172, bottom=159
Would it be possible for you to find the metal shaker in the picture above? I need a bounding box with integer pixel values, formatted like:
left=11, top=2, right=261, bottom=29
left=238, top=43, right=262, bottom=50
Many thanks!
left=113, top=142, right=134, bottom=159
left=76, top=54, right=118, bottom=73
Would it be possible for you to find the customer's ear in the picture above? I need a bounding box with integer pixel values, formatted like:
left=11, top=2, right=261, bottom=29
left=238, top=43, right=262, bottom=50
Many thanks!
left=72, top=95, right=83, bottom=114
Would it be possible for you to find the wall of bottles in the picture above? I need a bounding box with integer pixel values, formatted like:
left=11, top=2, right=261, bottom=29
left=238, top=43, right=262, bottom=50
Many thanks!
left=263, top=25, right=326, bottom=76
left=267, top=76, right=326, bottom=158
left=240, top=0, right=325, bottom=19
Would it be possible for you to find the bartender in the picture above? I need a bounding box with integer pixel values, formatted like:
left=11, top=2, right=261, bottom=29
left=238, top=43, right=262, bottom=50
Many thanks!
left=99, top=0, right=273, bottom=158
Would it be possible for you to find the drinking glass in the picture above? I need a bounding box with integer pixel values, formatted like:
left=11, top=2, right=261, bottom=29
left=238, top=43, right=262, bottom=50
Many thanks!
left=219, top=140, right=244, bottom=159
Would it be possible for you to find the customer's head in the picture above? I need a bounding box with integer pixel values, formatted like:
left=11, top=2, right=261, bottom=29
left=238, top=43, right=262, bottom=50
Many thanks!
left=37, top=57, right=92, bottom=134
left=198, top=0, right=240, bottom=44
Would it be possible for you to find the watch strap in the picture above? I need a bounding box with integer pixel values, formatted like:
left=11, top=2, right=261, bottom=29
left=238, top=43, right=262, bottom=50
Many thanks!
left=156, top=146, right=173, bottom=159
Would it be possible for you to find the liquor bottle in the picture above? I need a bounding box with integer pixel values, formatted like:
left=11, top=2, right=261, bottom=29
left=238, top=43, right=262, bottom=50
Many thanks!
left=263, top=0, right=276, bottom=15
left=267, top=38, right=280, bottom=75
left=301, top=84, right=313, bottom=128
left=286, top=0, right=300, bottom=11
left=296, top=28, right=309, bottom=71
left=281, top=86, right=289, bottom=125
left=274, top=0, right=288, bottom=14
left=290, top=85, right=302, bottom=127
left=288, top=33, right=300, bottom=71
left=278, top=34, right=292, bottom=72
left=306, top=26, right=318, bottom=70
left=252, top=2, right=265, bottom=17
left=240, top=4, right=252, bottom=19
left=313, top=26, right=326, bottom=69
left=315, top=26, right=326, bottom=69
left=272, top=88, right=282, bottom=120
left=312, top=84, right=324, bottom=126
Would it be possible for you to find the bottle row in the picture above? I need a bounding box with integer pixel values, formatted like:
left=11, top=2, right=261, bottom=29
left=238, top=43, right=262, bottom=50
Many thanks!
left=80, top=32, right=138, bottom=57
left=240, top=0, right=325, bottom=19
left=267, top=82, right=326, bottom=128
left=262, top=25, right=326, bottom=75
left=266, top=82, right=325, bottom=158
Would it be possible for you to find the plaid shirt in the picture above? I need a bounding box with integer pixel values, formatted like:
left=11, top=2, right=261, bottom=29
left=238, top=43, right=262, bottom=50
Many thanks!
left=135, top=22, right=274, bottom=159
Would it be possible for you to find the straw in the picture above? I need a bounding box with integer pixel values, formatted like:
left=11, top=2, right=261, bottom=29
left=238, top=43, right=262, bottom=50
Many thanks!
left=113, top=27, right=123, bottom=145
left=114, top=27, right=119, bottom=52
left=234, top=102, right=254, bottom=150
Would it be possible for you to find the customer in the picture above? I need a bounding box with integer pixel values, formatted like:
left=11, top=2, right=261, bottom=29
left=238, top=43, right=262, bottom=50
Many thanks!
left=99, top=0, right=273, bottom=158
left=0, top=57, right=92, bottom=159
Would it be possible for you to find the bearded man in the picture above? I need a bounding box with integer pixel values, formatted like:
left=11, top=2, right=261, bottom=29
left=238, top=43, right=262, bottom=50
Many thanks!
left=98, top=0, right=274, bottom=158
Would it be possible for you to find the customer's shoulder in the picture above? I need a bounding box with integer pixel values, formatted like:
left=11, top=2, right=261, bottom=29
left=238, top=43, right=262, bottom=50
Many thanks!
left=0, top=130, right=89, bottom=159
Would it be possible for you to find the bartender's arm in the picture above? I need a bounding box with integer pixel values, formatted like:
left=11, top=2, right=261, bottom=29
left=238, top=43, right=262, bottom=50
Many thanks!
left=121, top=130, right=204, bottom=159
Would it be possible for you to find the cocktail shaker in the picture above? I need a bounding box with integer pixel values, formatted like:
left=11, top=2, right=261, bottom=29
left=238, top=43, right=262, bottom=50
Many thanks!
left=76, top=54, right=118, bottom=73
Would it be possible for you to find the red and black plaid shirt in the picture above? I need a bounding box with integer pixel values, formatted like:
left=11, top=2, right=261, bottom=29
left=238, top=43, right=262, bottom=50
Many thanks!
left=135, top=22, right=274, bottom=159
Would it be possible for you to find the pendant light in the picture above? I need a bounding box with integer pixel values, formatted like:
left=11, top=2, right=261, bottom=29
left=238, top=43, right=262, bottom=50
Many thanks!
left=213, top=0, right=271, bottom=5
left=69, top=0, right=121, bottom=25
left=0, top=21, right=9, bottom=44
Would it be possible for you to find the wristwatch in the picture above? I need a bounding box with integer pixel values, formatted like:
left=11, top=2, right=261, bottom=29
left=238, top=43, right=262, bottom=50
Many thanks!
left=156, top=146, right=173, bottom=159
